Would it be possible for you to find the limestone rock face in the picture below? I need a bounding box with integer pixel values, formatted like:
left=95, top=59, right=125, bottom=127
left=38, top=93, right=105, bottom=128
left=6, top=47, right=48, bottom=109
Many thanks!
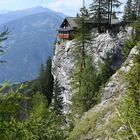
left=52, top=41, right=75, bottom=113
left=90, top=31, right=126, bottom=69
left=52, top=30, right=129, bottom=113
left=101, top=46, right=138, bottom=101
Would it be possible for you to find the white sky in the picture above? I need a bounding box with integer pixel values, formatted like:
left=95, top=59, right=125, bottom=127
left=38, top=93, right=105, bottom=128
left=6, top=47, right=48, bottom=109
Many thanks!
left=0, top=0, right=127, bottom=16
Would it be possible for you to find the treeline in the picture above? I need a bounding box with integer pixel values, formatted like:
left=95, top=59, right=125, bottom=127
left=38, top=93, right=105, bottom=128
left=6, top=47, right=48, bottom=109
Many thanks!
left=76, top=0, right=140, bottom=33
left=89, top=0, right=121, bottom=32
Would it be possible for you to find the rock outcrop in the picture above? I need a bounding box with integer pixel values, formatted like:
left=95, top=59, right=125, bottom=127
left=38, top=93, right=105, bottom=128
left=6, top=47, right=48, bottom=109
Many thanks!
left=52, top=41, right=75, bottom=113
left=66, top=46, right=138, bottom=140
left=52, top=29, right=130, bottom=113
left=101, top=46, right=138, bottom=101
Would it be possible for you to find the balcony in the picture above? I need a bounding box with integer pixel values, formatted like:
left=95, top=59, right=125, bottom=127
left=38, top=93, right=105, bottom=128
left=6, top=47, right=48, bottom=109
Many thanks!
left=58, top=34, right=71, bottom=40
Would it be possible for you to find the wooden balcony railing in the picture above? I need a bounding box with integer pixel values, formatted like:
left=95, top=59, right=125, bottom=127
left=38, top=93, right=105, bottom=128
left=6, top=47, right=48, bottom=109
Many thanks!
left=58, top=34, right=71, bottom=40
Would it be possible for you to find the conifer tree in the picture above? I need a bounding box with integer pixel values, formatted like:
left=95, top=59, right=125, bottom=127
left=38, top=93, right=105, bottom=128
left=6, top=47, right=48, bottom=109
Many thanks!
left=72, top=1, right=92, bottom=116
left=89, top=0, right=121, bottom=32
left=133, top=0, right=140, bottom=17
left=52, top=77, right=63, bottom=115
left=110, top=0, right=121, bottom=21
left=44, top=57, right=54, bottom=104
left=89, top=0, right=109, bottom=32
left=75, top=0, right=90, bottom=71
left=32, top=57, right=54, bottom=105
left=71, top=0, right=115, bottom=120
left=71, top=56, right=98, bottom=117
left=123, top=0, right=137, bottom=22
left=71, top=55, right=114, bottom=118
left=0, top=29, right=9, bottom=63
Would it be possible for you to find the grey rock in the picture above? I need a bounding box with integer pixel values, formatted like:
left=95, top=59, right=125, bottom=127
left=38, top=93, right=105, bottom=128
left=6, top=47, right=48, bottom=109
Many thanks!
left=52, top=29, right=130, bottom=113
left=101, top=46, right=138, bottom=101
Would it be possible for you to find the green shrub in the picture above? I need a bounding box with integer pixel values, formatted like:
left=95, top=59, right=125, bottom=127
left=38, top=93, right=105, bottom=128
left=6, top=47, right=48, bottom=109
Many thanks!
left=0, top=85, right=65, bottom=140
left=123, top=38, right=136, bottom=58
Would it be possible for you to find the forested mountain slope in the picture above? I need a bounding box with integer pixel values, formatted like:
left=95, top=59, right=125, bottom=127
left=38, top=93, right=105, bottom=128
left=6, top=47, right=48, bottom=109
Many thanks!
left=0, top=7, right=64, bottom=83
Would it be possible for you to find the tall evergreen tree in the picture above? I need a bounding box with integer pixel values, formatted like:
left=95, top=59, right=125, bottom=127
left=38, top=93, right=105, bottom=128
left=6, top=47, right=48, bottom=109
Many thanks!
left=44, top=57, right=54, bottom=104
left=71, top=1, right=93, bottom=119
left=32, top=57, right=54, bottom=105
left=52, top=77, right=63, bottom=115
left=71, top=57, right=98, bottom=117
left=0, top=29, right=9, bottom=63
left=123, top=0, right=137, bottom=22
left=89, top=0, right=121, bottom=32
left=133, top=0, right=140, bottom=17
left=71, top=55, right=114, bottom=119
left=75, top=0, right=90, bottom=71
left=109, top=0, right=121, bottom=23
left=89, top=0, right=109, bottom=32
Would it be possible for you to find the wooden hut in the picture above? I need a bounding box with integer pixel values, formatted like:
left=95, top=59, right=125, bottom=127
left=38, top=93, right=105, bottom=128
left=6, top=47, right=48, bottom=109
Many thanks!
left=57, top=17, right=121, bottom=40
left=57, top=17, right=78, bottom=40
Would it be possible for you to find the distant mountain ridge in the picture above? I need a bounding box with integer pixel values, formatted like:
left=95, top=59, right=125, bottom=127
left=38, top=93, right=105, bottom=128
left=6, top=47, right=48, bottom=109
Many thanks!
left=0, top=6, right=65, bottom=84
left=0, top=6, right=65, bottom=25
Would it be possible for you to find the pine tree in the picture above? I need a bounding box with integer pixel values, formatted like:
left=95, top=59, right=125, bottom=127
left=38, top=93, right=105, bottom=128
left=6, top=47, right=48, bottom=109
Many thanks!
left=133, top=0, right=140, bottom=18
left=109, top=0, right=122, bottom=22
left=123, top=0, right=137, bottom=23
left=0, top=29, right=9, bottom=63
left=75, top=0, right=91, bottom=71
left=89, top=0, right=121, bottom=32
left=44, top=57, right=54, bottom=104
left=70, top=2, right=92, bottom=117
left=71, top=56, right=99, bottom=117
left=32, top=57, right=54, bottom=105
left=52, top=77, right=63, bottom=115
left=71, top=55, right=114, bottom=119
left=89, top=0, right=108, bottom=32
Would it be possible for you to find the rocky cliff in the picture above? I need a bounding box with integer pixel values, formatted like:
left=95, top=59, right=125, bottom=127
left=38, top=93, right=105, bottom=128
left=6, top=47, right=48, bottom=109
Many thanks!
left=52, top=28, right=131, bottom=114
left=66, top=45, right=138, bottom=140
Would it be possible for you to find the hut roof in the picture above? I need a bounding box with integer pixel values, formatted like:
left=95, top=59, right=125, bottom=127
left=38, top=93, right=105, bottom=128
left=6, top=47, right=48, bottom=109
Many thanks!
left=66, top=17, right=78, bottom=28
left=58, top=17, right=121, bottom=32
left=60, top=17, right=78, bottom=29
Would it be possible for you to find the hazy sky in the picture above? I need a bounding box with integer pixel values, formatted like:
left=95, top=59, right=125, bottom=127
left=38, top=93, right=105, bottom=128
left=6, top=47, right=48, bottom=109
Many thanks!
left=0, top=0, right=127, bottom=16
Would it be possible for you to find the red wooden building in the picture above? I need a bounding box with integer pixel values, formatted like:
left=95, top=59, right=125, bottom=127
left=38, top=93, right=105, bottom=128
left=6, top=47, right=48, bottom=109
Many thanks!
left=57, top=17, right=78, bottom=40
left=57, top=17, right=121, bottom=40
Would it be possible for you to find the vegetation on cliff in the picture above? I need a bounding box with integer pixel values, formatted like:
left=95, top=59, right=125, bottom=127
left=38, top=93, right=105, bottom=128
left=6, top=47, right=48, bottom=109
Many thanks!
left=66, top=15, right=140, bottom=140
left=0, top=0, right=140, bottom=139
